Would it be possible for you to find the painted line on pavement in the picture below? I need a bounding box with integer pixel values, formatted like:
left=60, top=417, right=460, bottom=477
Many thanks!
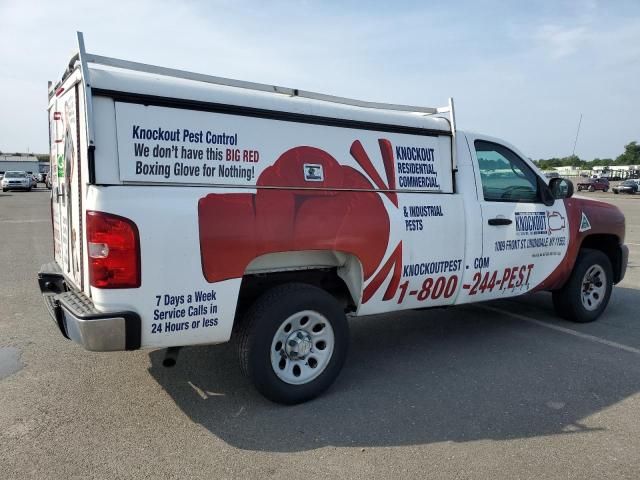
left=478, top=304, right=640, bottom=356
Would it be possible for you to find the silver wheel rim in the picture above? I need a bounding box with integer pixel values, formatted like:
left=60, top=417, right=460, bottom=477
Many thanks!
left=270, top=310, right=335, bottom=385
left=581, top=264, right=606, bottom=311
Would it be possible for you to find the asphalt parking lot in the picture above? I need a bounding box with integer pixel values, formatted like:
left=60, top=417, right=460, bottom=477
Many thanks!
left=1, top=188, right=639, bottom=479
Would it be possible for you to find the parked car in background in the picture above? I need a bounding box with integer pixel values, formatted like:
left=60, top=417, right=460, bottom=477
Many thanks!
left=613, top=180, right=639, bottom=194
left=577, top=177, right=609, bottom=192
left=1, top=171, right=32, bottom=191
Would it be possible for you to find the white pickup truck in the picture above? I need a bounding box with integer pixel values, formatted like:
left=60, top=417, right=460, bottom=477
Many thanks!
left=39, top=33, right=628, bottom=404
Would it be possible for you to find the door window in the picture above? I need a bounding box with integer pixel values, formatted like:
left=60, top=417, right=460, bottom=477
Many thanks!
left=475, top=140, right=539, bottom=203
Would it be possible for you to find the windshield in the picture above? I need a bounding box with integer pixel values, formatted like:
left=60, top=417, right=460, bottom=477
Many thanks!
left=5, top=171, right=27, bottom=178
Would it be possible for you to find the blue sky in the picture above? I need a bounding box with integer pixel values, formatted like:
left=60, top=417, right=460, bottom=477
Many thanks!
left=1, top=0, right=639, bottom=160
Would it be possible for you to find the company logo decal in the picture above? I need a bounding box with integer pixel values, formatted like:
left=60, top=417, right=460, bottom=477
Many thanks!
left=515, top=211, right=567, bottom=236
left=579, top=212, right=592, bottom=232
left=546, top=211, right=566, bottom=234
left=515, top=212, right=547, bottom=236
left=303, top=163, right=324, bottom=182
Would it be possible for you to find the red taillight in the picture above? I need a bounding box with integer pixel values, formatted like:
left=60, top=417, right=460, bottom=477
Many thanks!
left=86, top=211, right=141, bottom=289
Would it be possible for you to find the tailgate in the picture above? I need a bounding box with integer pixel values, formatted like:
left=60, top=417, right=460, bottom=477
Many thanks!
left=49, top=76, right=84, bottom=290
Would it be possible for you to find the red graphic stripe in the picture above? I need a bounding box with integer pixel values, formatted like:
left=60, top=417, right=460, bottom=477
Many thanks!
left=350, top=140, right=389, bottom=191
left=378, top=139, right=398, bottom=207
left=362, top=242, right=403, bottom=303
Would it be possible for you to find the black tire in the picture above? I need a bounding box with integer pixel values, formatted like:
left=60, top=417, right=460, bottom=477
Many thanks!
left=603, top=187, right=609, bottom=192
left=552, top=249, right=613, bottom=323
left=589, top=185, right=595, bottom=192
left=237, top=283, right=349, bottom=404
left=2, top=188, right=5, bottom=192
left=613, top=190, right=619, bottom=194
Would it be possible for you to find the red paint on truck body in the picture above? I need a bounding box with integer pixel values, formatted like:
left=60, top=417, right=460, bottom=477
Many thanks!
left=532, top=197, right=625, bottom=292
left=199, top=142, right=399, bottom=302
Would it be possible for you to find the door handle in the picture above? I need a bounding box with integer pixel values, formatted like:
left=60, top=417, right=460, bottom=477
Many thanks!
left=488, top=217, right=512, bottom=226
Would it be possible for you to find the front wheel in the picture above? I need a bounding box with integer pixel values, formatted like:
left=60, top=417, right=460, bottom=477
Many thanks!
left=238, top=283, right=349, bottom=404
left=552, top=249, right=613, bottom=323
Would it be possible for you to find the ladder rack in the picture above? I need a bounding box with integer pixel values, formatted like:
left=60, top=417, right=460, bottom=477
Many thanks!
left=49, top=32, right=458, bottom=172
left=72, top=32, right=455, bottom=120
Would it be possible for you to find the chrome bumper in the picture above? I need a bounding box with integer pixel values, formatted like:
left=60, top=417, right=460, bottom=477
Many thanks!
left=37, top=262, right=140, bottom=351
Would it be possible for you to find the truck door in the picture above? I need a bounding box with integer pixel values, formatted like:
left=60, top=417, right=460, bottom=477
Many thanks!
left=468, top=136, right=569, bottom=300
left=49, top=84, right=83, bottom=288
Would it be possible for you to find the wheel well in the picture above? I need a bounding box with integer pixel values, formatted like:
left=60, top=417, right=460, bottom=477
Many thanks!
left=580, top=234, right=623, bottom=283
left=234, top=268, right=356, bottom=331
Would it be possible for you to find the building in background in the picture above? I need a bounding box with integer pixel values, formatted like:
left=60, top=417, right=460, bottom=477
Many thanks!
left=590, top=165, right=640, bottom=180
left=553, top=166, right=582, bottom=177
left=0, top=154, right=49, bottom=176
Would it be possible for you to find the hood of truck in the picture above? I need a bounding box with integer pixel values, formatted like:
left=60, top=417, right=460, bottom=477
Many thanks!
left=568, top=195, right=625, bottom=242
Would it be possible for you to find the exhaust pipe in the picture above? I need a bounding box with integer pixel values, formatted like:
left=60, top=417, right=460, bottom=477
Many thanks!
left=162, top=346, right=181, bottom=368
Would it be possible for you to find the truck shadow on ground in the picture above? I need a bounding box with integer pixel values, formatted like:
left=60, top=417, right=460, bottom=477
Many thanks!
left=148, top=289, right=640, bottom=452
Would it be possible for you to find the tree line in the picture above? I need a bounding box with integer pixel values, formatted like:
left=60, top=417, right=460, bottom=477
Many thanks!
left=3, top=141, right=640, bottom=170
left=534, top=141, right=640, bottom=170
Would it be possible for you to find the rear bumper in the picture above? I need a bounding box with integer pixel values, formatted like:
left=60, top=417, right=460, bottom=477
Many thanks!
left=37, top=262, right=141, bottom=351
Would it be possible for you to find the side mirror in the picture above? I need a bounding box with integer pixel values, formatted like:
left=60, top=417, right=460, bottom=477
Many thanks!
left=549, top=177, right=574, bottom=200
left=539, top=176, right=555, bottom=206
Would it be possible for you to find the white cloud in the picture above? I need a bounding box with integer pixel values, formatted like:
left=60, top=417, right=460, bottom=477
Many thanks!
left=534, top=24, right=588, bottom=59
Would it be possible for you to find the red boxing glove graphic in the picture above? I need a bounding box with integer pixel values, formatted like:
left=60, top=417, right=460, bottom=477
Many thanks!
left=198, top=141, right=401, bottom=303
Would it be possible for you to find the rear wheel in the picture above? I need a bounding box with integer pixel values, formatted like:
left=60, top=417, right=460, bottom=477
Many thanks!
left=238, top=283, right=349, bottom=404
left=552, top=249, right=613, bottom=323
